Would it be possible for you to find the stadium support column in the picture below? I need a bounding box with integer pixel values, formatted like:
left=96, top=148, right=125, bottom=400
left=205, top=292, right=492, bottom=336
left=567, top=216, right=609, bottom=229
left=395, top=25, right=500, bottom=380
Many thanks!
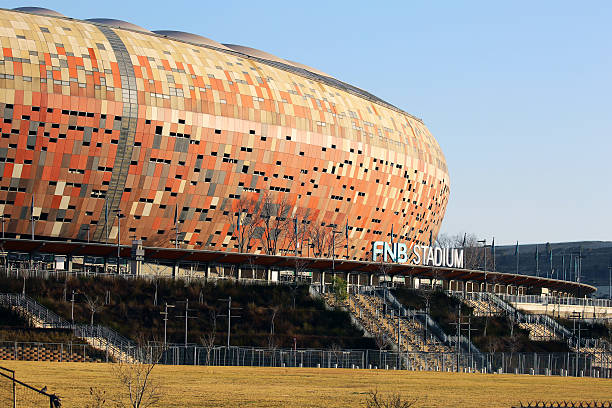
left=346, top=272, right=351, bottom=293
left=237, top=265, right=241, bottom=280
left=321, top=271, right=325, bottom=294
left=172, top=261, right=178, bottom=279
left=368, top=273, right=374, bottom=286
left=67, top=254, right=73, bottom=274
left=205, top=263, right=210, bottom=280
left=130, top=239, right=144, bottom=276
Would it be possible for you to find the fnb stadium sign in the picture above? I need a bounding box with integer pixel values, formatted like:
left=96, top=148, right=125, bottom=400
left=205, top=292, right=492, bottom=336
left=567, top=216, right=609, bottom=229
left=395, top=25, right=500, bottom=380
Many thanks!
left=372, top=242, right=464, bottom=268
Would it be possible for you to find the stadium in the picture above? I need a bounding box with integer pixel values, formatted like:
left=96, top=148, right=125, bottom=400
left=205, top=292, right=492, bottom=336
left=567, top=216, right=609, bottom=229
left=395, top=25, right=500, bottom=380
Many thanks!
left=0, top=6, right=595, bottom=296
left=0, top=6, right=448, bottom=255
left=0, top=6, right=610, bottom=407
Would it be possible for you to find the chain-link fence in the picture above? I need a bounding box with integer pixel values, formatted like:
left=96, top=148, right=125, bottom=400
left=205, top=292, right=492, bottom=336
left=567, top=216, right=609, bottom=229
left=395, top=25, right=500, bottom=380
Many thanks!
left=0, top=366, right=60, bottom=407
left=150, top=345, right=611, bottom=378
left=1, top=341, right=611, bottom=378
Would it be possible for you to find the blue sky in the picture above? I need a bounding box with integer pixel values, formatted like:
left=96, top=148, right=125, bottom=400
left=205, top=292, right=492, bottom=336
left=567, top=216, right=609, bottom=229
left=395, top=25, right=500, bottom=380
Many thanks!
left=6, top=1, right=612, bottom=245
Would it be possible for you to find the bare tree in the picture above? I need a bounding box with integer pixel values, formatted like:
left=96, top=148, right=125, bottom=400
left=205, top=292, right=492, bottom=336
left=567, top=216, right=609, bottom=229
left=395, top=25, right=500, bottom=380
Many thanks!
left=63, top=273, right=69, bottom=302
left=436, top=232, right=491, bottom=270
left=268, top=306, right=279, bottom=349
left=259, top=191, right=292, bottom=255
left=285, top=208, right=314, bottom=257
left=84, top=294, right=104, bottom=326
left=85, top=387, right=107, bottom=408
left=151, top=276, right=159, bottom=307
left=376, top=259, right=393, bottom=287
left=308, top=222, right=330, bottom=258
left=329, top=343, right=342, bottom=366
left=509, top=331, right=521, bottom=353
left=374, top=331, right=389, bottom=356
left=200, top=310, right=217, bottom=365
left=21, top=269, right=27, bottom=296
left=365, top=390, right=417, bottom=408
left=226, top=195, right=262, bottom=253
left=293, top=257, right=310, bottom=284
left=111, top=358, right=162, bottom=408
left=247, top=254, right=259, bottom=279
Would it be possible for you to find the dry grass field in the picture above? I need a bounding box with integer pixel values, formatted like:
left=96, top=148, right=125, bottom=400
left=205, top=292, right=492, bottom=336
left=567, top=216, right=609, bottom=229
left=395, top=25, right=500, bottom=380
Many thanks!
left=2, top=361, right=611, bottom=407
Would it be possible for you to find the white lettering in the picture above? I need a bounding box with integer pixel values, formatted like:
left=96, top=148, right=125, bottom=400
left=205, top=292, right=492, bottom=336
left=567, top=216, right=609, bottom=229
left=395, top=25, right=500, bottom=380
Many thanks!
left=426, top=246, right=435, bottom=266
left=453, top=249, right=464, bottom=268
left=373, top=241, right=462, bottom=269
left=372, top=241, right=384, bottom=262
left=445, top=248, right=454, bottom=267
left=412, top=244, right=421, bottom=265
left=434, top=247, right=443, bottom=267
left=384, top=242, right=396, bottom=262
left=397, top=243, right=408, bottom=263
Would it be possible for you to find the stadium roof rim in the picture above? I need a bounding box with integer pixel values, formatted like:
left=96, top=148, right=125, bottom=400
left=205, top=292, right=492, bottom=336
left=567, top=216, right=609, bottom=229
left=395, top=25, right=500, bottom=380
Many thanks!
left=0, top=238, right=596, bottom=296
left=5, top=7, right=424, bottom=124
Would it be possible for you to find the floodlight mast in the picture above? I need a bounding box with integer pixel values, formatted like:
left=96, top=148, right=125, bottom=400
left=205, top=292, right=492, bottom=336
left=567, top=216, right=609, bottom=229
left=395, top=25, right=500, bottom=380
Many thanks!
left=177, top=299, right=196, bottom=346
left=160, top=302, right=175, bottom=347
left=218, top=296, right=241, bottom=348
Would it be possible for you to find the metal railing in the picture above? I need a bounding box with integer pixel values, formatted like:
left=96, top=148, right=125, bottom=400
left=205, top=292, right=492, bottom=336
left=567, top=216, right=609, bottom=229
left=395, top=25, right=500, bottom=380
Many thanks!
left=0, top=365, right=61, bottom=407
left=0, top=293, right=139, bottom=362
left=0, top=293, right=68, bottom=328
left=157, top=345, right=610, bottom=378
left=499, top=294, right=612, bottom=308
left=5, top=340, right=609, bottom=378
left=360, top=287, right=481, bottom=355
left=450, top=291, right=604, bottom=350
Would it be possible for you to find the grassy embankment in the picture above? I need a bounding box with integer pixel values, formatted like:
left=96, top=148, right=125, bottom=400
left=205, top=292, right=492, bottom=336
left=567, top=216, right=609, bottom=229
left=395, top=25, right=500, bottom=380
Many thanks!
left=0, top=275, right=374, bottom=349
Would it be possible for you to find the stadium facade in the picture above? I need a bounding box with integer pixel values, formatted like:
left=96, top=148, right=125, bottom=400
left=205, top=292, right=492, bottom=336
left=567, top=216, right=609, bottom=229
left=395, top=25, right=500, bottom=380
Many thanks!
left=0, top=7, right=449, bottom=261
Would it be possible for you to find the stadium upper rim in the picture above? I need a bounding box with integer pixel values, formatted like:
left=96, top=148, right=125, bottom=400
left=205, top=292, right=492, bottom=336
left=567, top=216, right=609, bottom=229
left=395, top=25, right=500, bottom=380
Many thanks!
left=6, top=6, right=424, bottom=124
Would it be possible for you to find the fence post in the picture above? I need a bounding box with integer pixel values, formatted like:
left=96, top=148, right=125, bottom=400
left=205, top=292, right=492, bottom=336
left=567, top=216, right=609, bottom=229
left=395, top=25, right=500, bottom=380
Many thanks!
left=12, top=370, right=16, bottom=408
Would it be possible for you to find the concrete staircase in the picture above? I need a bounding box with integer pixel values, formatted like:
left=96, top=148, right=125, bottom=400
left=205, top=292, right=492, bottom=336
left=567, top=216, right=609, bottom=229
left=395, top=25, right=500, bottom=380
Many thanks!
left=449, top=290, right=611, bottom=363
left=317, top=286, right=473, bottom=370
left=0, top=293, right=139, bottom=363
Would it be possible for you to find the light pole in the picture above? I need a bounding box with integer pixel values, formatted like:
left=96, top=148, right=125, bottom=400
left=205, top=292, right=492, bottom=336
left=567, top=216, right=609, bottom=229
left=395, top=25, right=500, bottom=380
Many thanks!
left=177, top=299, right=196, bottom=346
left=477, top=239, right=487, bottom=271
left=71, top=290, right=77, bottom=324
left=160, top=302, right=175, bottom=347
left=328, top=225, right=342, bottom=282
left=218, top=296, right=240, bottom=348
left=174, top=205, right=180, bottom=249
left=608, top=265, right=611, bottom=300
left=30, top=196, right=35, bottom=240
left=114, top=209, right=123, bottom=274
left=477, top=239, right=487, bottom=292
left=293, top=218, right=298, bottom=282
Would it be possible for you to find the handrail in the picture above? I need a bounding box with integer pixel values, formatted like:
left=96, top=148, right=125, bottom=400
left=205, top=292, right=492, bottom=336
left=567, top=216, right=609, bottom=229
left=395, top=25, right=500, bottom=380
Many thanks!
left=0, top=293, right=139, bottom=361
left=461, top=292, right=600, bottom=349
left=370, top=287, right=481, bottom=354
left=499, top=294, right=612, bottom=308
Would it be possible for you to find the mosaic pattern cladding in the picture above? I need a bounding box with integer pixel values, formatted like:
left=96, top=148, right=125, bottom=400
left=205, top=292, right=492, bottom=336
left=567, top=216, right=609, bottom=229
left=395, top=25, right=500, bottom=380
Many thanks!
left=0, top=8, right=450, bottom=260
